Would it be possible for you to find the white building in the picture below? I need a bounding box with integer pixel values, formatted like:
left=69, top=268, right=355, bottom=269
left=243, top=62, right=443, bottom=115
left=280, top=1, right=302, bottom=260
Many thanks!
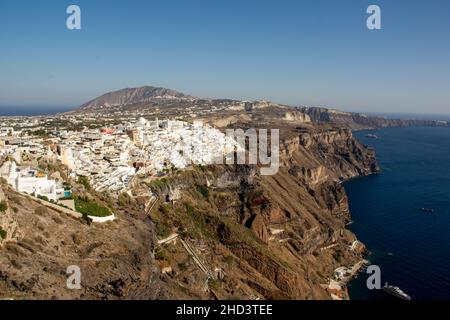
left=334, top=267, right=349, bottom=281
left=0, top=161, right=65, bottom=201
left=0, top=127, right=14, bottom=137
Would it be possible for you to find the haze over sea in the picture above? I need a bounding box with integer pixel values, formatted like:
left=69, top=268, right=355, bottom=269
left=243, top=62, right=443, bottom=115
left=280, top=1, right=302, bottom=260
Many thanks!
left=347, top=126, right=450, bottom=300
left=0, top=106, right=75, bottom=116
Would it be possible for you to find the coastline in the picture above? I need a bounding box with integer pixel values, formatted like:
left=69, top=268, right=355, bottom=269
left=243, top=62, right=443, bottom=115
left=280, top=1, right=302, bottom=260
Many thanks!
left=340, top=126, right=450, bottom=300
left=335, top=133, right=382, bottom=300
left=322, top=168, right=380, bottom=300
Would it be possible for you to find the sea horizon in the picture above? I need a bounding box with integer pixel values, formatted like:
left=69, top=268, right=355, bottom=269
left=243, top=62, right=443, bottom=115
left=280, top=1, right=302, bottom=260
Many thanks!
left=0, top=106, right=76, bottom=117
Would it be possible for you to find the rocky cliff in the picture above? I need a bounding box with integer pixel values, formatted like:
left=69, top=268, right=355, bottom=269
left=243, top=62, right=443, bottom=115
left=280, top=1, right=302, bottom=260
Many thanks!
left=300, top=107, right=449, bottom=130
left=137, top=128, right=378, bottom=299
left=0, top=113, right=379, bottom=301
left=0, top=126, right=377, bottom=300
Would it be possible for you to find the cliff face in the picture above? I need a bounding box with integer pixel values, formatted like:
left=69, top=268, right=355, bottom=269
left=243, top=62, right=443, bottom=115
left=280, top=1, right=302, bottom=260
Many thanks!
left=283, top=111, right=311, bottom=123
left=143, top=128, right=378, bottom=300
left=300, top=107, right=449, bottom=130
left=0, top=126, right=377, bottom=300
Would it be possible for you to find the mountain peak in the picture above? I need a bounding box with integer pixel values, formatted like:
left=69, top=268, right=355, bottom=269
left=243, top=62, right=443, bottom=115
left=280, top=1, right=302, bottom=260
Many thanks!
left=78, top=86, right=194, bottom=111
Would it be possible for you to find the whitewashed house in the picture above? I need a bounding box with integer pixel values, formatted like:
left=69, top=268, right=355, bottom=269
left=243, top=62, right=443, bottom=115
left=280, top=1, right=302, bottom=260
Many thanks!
left=0, top=161, right=65, bottom=201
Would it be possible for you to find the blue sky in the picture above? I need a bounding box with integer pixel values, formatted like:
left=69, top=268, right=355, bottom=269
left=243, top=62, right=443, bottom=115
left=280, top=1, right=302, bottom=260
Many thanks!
left=0, top=0, right=449, bottom=114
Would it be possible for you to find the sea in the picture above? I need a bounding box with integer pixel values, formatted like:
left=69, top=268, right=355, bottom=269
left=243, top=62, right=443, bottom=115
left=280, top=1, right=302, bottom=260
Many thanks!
left=347, top=126, right=450, bottom=300
left=0, top=106, right=75, bottom=117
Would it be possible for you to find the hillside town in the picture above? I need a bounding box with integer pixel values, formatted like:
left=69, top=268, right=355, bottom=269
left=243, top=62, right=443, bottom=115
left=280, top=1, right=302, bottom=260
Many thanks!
left=0, top=116, right=239, bottom=195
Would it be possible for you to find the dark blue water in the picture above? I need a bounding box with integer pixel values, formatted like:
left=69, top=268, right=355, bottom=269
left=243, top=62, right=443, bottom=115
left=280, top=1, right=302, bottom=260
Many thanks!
left=0, top=106, right=75, bottom=116
left=347, top=127, right=450, bottom=300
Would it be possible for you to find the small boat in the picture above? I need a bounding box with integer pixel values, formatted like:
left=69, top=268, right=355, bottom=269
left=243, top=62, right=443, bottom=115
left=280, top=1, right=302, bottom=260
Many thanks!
left=383, top=282, right=411, bottom=300
left=421, top=208, right=434, bottom=213
left=365, top=134, right=379, bottom=139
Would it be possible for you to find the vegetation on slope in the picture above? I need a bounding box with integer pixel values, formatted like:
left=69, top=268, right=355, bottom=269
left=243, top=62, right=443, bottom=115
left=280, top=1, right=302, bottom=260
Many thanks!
left=74, top=196, right=112, bottom=217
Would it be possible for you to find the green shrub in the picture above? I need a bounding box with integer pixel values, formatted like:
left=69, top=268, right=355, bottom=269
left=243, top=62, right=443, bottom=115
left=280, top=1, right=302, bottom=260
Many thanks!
left=223, top=255, right=234, bottom=265
left=196, top=185, right=209, bottom=199
left=30, top=129, right=48, bottom=137
left=196, top=165, right=207, bottom=172
left=82, top=213, right=93, bottom=225
left=74, top=197, right=112, bottom=217
left=37, top=195, right=49, bottom=202
left=58, top=203, right=70, bottom=210
left=118, top=192, right=132, bottom=207
left=183, top=203, right=214, bottom=239
left=0, top=227, right=7, bottom=240
left=149, top=178, right=168, bottom=189
left=159, top=204, right=170, bottom=215
left=154, top=248, right=170, bottom=263
left=0, top=201, right=8, bottom=212
left=208, top=279, right=220, bottom=291
left=178, top=262, right=188, bottom=272
left=333, top=251, right=343, bottom=263
left=155, top=221, right=173, bottom=239
left=185, top=203, right=196, bottom=216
